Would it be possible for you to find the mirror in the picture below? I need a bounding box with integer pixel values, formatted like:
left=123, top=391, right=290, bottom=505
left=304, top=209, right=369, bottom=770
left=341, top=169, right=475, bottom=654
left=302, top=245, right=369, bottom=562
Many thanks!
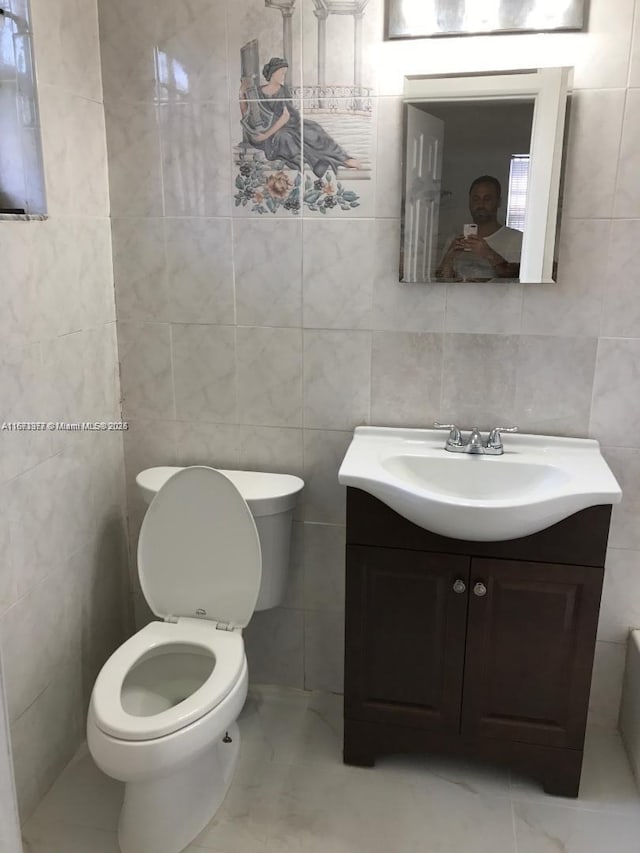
left=400, top=68, right=571, bottom=284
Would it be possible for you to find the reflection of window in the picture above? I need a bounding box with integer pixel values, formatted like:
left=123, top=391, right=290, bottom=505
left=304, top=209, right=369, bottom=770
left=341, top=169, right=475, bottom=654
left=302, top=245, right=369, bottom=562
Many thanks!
left=155, top=49, right=190, bottom=98
left=506, top=154, right=529, bottom=231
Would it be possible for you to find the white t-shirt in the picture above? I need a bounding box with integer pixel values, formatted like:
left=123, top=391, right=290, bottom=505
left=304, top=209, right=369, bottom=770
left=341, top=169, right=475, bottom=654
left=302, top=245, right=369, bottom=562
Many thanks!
left=443, top=226, right=523, bottom=281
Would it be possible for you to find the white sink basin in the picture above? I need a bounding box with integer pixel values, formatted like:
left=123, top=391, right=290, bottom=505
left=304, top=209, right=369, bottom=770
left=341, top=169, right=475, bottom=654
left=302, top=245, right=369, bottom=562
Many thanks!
left=338, top=427, right=622, bottom=542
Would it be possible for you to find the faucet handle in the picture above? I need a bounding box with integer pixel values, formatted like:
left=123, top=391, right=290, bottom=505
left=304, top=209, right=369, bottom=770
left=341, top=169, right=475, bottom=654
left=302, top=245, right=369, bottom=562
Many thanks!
left=487, top=426, right=519, bottom=448
left=433, top=422, right=463, bottom=446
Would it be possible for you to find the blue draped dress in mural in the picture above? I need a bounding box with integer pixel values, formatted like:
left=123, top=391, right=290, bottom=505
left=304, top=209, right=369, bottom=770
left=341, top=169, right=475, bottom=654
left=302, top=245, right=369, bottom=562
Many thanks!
left=250, top=85, right=351, bottom=178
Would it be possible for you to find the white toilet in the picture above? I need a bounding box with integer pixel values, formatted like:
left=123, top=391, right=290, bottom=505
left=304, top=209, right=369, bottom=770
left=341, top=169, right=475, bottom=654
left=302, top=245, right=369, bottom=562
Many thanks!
left=87, top=466, right=300, bottom=853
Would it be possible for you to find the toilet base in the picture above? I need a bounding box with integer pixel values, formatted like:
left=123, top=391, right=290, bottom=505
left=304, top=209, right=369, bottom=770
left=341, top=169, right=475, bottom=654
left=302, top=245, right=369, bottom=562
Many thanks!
left=118, top=722, right=240, bottom=853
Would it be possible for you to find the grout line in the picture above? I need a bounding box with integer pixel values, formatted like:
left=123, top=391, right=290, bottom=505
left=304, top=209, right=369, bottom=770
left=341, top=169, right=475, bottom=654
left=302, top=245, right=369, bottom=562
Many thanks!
left=625, top=1, right=639, bottom=90
left=510, top=798, right=520, bottom=853
left=607, top=84, right=628, bottom=222
left=167, top=321, right=177, bottom=421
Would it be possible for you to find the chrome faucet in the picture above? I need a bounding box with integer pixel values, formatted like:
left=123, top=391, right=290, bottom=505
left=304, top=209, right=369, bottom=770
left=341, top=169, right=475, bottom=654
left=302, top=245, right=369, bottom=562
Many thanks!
left=434, top=423, right=518, bottom=455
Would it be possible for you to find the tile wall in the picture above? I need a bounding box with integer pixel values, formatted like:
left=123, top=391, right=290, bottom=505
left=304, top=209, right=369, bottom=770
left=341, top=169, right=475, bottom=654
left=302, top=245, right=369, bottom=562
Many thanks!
left=99, top=0, right=640, bottom=723
left=0, top=0, right=128, bottom=821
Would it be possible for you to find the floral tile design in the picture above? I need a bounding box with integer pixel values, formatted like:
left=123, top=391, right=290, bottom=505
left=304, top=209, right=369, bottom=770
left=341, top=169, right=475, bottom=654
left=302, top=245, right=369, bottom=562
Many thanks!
left=233, top=161, right=363, bottom=216
left=302, top=173, right=360, bottom=213
left=235, top=159, right=303, bottom=215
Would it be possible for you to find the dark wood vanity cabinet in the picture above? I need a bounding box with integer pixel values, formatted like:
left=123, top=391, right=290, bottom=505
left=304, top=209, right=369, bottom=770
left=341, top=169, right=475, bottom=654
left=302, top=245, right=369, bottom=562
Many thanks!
left=345, top=546, right=469, bottom=736
left=343, top=488, right=612, bottom=797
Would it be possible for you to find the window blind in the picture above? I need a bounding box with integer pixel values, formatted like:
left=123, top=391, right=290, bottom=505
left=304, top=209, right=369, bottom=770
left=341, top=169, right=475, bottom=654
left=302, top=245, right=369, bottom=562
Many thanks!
left=506, top=154, right=529, bottom=231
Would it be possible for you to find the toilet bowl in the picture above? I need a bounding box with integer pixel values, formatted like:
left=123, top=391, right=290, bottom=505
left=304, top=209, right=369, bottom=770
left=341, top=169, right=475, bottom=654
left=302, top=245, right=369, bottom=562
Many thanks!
left=87, top=467, right=262, bottom=853
left=136, top=466, right=304, bottom=610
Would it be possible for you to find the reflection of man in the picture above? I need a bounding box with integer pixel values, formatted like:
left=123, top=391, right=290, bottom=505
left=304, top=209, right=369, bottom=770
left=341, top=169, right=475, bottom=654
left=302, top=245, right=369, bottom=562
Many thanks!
left=435, top=175, right=523, bottom=281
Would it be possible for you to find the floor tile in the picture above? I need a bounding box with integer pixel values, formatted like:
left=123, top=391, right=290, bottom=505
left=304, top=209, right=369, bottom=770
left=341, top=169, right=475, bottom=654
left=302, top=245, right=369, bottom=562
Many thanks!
left=511, top=726, right=640, bottom=815
left=22, top=822, right=121, bottom=853
left=513, top=799, right=640, bottom=853
left=261, top=762, right=416, bottom=853
left=24, top=744, right=123, bottom=833
left=18, top=686, right=640, bottom=853
left=238, top=684, right=344, bottom=770
left=260, top=761, right=517, bottom=853
left=184, top=840, right=266, bottom=853
left=404, top=780, right=517, bottom=853
left=372, top=751, right=512, bottom=799
left=187, top=843, right=266, bottom=853
left=191, top=761, right=282, bottom=852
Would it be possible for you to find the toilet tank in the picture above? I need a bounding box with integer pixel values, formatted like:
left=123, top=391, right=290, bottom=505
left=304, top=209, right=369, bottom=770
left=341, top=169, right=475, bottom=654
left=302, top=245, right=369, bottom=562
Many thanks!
left=136, top=467, right=304, bottom=611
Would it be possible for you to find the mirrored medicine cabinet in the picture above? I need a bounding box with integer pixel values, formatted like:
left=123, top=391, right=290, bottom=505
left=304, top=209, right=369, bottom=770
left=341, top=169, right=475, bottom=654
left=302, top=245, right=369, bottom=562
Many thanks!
left=400, top=67, right=571, bottom=285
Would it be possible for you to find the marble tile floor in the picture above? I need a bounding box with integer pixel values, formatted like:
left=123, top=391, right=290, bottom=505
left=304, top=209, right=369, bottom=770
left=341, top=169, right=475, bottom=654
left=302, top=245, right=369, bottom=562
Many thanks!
left=21, top=685, right=640, bottom=853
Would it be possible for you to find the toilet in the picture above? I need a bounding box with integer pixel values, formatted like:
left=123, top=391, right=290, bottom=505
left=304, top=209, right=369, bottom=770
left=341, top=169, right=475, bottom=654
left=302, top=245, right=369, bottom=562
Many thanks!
left=87, top=466, right=299, bottom=853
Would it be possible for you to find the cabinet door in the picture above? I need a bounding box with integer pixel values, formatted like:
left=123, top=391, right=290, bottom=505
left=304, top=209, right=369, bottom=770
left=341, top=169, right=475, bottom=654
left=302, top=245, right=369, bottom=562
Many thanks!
left=345, top=545, right=470, bottom=732
left=462, top=558, right=604, bottom=749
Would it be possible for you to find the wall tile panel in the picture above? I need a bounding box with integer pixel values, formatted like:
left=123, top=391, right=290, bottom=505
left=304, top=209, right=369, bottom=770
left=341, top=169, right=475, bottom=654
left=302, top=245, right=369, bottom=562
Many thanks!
left=105, top=0, right=640, bottom=727
left=0, top=0, right=127, bottom=824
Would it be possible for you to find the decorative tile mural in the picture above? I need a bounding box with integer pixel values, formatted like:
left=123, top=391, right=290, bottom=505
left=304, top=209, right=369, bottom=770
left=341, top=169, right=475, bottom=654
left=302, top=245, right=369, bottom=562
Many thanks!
left=231, top=0, right=375, bottom=215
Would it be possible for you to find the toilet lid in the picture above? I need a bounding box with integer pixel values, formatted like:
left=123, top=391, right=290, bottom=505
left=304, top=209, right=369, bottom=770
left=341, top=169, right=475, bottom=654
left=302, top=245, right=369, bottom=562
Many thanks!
left=137, top=466, right=262, bottom=627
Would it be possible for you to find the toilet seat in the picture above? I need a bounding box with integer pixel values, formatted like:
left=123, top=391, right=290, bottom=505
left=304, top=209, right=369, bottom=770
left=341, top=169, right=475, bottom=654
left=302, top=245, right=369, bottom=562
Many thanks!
left=91, top=619, right=245, bottom=741
left=138, top=466, right=262, bottom=626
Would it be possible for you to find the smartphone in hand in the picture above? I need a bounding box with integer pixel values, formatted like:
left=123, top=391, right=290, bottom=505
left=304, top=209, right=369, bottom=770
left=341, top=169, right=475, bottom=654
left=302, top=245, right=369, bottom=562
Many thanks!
left=463, top=223, right=477, bottom=250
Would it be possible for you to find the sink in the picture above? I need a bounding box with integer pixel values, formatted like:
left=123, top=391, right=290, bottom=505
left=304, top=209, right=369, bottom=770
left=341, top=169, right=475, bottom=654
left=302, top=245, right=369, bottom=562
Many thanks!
left=338, top=427, right=622, bottom=542
left=382, top=455, right=571, bottom=501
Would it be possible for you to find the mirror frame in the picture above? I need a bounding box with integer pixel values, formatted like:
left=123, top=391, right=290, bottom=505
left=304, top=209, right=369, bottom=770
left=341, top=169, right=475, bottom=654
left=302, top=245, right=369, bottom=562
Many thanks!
left=402, top=67, right=572, bottom=284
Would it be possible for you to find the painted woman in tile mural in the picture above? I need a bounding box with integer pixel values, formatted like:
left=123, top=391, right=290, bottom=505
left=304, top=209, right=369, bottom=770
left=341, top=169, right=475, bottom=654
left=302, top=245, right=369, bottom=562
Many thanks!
left=235, top=51, right=367, bottom=215
left=239, top=57, right=362, bottom=178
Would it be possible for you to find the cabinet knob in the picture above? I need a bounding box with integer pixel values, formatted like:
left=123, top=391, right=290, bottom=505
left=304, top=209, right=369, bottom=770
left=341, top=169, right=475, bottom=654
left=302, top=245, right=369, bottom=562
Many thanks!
left=453, top=579, right=466, bottom=594
left=473, top=581, right=487, bottom=597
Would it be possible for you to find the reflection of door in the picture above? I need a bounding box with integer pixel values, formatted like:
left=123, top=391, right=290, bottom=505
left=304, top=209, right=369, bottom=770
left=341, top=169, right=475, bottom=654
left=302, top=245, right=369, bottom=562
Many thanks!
left=403, top=106, right=444, bottom=282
